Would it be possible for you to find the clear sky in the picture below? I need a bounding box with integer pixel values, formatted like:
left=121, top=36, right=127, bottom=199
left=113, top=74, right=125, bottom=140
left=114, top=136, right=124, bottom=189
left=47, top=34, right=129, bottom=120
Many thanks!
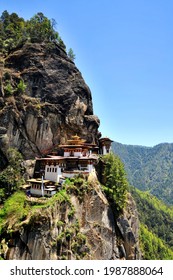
left=1, top=0, right=173, bottom=146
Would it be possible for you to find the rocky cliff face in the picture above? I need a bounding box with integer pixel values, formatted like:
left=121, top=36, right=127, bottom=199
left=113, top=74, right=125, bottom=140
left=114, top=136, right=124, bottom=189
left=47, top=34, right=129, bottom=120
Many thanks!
left=1, top=174, right=140, bottom=260
left=0, top=42, right=100, bottom=166
left=0, top=41, right=141, bottom=260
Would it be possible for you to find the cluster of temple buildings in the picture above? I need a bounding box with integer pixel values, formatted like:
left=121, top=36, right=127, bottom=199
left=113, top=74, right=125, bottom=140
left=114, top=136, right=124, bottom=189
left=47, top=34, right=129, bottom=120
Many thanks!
left=27, top=135, right=112, bottom=197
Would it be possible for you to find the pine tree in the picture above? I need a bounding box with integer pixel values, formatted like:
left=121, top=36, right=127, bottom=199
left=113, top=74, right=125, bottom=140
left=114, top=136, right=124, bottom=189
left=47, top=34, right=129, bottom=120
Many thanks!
left=68, top=48, right=75, bottom=61
left=102, top=153, right=128, bottom=210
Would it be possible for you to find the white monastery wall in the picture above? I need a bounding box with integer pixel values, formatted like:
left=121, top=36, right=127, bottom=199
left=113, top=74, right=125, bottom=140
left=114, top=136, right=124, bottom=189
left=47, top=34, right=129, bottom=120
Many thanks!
left=74, top=151, right=82, bottom=157
left=45, top=165, right=61, bottom=182
left=64, top=152, right=70, bottom=157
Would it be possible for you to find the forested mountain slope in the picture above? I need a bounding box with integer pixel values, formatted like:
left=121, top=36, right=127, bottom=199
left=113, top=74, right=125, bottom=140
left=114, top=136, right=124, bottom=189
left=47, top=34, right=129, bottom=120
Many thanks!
left=112, top=142, right=173, bottom=205
left=131, top=187, right=173, bottom=259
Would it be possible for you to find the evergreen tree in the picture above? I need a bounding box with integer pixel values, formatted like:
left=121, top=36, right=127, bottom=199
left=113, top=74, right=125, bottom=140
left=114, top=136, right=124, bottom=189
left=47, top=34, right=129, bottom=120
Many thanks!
left=68, top=48, right=76, bottom=61
left=0, top=11, right=66, bottom=54
left=26, top=12, right=59, bottom=43
left=0, top=148, right=24, bottom=202
left=102, top=153, right=128, bottom=210
left=0, top=11, right=25, bottom=52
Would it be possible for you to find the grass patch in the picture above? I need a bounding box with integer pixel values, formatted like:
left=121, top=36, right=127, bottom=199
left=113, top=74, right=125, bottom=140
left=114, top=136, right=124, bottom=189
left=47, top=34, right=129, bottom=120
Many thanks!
left=31, top=189, right=70, bottom=209
left=0, top=191, right=31, bottom=233
left=0, top=189, right=70, bottom=234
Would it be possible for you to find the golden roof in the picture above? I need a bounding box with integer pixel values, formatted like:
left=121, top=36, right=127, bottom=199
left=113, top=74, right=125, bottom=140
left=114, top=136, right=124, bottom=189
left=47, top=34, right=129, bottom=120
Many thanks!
left=66, top=135, right=86, bottom=145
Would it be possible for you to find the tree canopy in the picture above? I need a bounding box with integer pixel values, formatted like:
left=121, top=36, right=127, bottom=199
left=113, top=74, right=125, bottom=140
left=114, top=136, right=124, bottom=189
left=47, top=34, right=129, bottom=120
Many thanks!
left=102, top=153, right=128, bottom=211
left=0, top=10, right=66, bottom=55
left=131, top=186, right=173, bottom=251
left=0, top=148, right=24, bottom=202
left=140, top=223, right=173, bottom=260
left=68, top=48, right=76, bottom=61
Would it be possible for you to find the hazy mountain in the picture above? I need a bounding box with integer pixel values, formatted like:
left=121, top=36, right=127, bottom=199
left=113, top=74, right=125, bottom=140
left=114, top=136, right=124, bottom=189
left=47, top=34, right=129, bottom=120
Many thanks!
left=112, top=142, right=173, bottom=205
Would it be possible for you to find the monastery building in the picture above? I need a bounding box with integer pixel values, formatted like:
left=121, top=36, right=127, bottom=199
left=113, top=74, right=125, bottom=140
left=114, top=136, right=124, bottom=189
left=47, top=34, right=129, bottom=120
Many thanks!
left=27, top=135, right=112, bottom=197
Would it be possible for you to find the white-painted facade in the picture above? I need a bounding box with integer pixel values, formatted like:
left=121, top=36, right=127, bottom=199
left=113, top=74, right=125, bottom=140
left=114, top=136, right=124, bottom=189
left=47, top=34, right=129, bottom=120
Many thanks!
left=64, top=151, right=70, bottom=157
left=43, top=161, right=95, bottom=183
left=87, top=163, right=94, bottom=172
left=62, top=172, right=78, bottom=179
left=74, top=151, right=82, bottom=157
left=30, top=186, right=43, bottom=196
left=64, top=150, right=82, bottom=157
left=30, top=186, right=56, bottom=197
left=100, top=137, right=112, bottom=155
left=28, top=178, right=57, bottom=197
left=102, top=145, right=107, bottom=155
left=102, top=145, right=111, bottom=155
left=45, top=164, right=62, bottom=182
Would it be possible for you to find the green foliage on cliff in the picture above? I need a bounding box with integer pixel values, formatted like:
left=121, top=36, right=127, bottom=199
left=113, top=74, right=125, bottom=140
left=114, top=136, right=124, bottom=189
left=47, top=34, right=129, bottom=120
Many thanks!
left=0, top=10, right=25, bottom=53
left=31, top=189, right=71, bottom=210
left=102, top=153, right=128, bottom=211
left=4, top=81, right=14, bottom=95
left=0, top=10, right=66, bottom=54
left=140, top=224, right=173, bottom=259
left=0, top=191, right=29, bottom=225
left=0, top=189, right=69, bottom=235
left=0, top=191, right=30, bottom=234
left=63, top=175, right=91, bottom=203
left=26, top=12, right=59, bottom=43
left=0, top=148, right=24, bottom=202
left=68, top=48, right=76, bottom=61
left=16, top=79, right=27, bottom=94
left=56, top=219, right=89, bottom=260
left=0, top=188, right=89, bottom=260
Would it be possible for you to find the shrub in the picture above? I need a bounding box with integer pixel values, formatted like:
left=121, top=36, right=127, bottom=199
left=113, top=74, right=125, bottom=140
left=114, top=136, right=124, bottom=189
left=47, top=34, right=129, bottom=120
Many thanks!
left=16, top=80, right=27, bottom=94
left=4, top=82, right=13, bottom=95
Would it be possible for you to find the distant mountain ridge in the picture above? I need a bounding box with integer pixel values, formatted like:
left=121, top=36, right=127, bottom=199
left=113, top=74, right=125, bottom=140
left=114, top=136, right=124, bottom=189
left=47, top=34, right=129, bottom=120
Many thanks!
left=112, top=141, right=173, bottom=205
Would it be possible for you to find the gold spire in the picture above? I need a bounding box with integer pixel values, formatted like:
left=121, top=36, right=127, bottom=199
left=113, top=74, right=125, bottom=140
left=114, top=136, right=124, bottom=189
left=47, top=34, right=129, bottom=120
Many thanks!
left=67, top=134, right=86, bottom=145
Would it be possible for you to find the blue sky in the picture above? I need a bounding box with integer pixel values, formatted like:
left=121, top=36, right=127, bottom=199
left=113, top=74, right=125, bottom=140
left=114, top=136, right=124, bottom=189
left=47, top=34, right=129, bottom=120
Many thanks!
left=1, top=0, right=173, bottom=146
